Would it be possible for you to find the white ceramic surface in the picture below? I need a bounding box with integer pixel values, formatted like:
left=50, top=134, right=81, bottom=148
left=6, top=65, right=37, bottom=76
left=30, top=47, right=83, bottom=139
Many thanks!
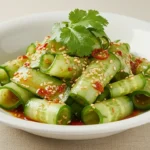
left=0, top=12, right=150, bottom=140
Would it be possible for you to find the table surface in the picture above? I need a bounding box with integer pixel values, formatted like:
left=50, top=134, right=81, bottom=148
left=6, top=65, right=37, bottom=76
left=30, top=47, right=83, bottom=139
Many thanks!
left=0, top=0, right=150, bottom=150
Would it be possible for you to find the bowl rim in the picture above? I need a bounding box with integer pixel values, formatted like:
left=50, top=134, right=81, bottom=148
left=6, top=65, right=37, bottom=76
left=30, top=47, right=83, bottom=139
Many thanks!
left=0, top=109, right=150, bottom=134
left=0, top=11, right=150, bottom=135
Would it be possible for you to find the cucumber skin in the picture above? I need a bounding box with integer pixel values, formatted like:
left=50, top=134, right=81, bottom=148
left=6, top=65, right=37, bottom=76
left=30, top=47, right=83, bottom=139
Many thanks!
left=24, top=98, right=71, bottom=125
left=109, top=74, right=146, bottom=98
left=26, top=43, right=36, bottom=55
left=131, top=77, right=150, bottom=110
left=0, top=82, right=34, bottom=110
left=12, top=67, right=69, bottom=102
left=82, top=96, right=133, bottom=124
left=70, top=53, right=121, bottom=106
left=0, top=56, right=28, bottom=85
left=131, top=91, right=150, bottom=110
left=109, top=43, right=132, bottom=79
left=40, top=53, right=55, bottom=73
left=0, top=67, right=10, bottom=85
left=2, top=56, right=28, bottom=78
left=45, top=54, right=88, bottom=79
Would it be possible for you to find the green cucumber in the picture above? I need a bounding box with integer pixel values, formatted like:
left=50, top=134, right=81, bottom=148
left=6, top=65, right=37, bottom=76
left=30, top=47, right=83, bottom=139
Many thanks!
left=30, top=50, right=46, bottom=68
left=40, top=53, right=55, bottom=73
left=136, top=58, right=150, bottom=74
left=26, top=43, right=36, bottom=55
left=82, top=96, right=133, bottom=124
left=91, top=30, right=110, bottom=49
left=109, top=74, right=146, bottom=98
left=24, top=98, right=71, bottom=125
left=12, top=67, right=69, bottom=102
left=96, top=87, right=110, bottom=102
left=0, top=82, right=34, bottom=110
left=0, top=67, right=10, bottom=85
left=48, top=40, right=67, bottom=54
left=0, top=56, right=28, bottom=84
left=131, top=76, right=150, bottom=110
left=43, top=54, right=89, bottom=79
left=70, top=53, right=121, bottom=105
left=109, top=42, right=132, bottom=80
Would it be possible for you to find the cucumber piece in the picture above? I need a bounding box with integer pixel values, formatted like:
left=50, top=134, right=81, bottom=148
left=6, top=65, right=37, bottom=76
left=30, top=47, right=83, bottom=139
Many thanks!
left=131, top=77, right=150, bottom=110
left=96, top=87, right=110, bottom=102
left=0, top=67, right=9, bottom=85
left=49, top=40, right=67, bottom=54
left=131, top=92, right=150, bottom=110
left=70, top=53, right=121, bottom=105
left=29, top=38, right=51, bottom=68
left=0, top=56, right=28, bottom=84
left=145, top=67, right=150, bottom=76
left=70, top=102, right=84, bottom=119
left=30, top=50, right=46, bottom=69
left=136, top=58, right=150, bottom=74
left=12, top=67, right=69, bottom=102
left=82, top=96, right=133, bottom=124
left=40, top=53, right=55, bottom=73
left=109, top=42, right=132, bottom=80
left=130, top=55, right=150, bottom=75
left=0, top=82, right=34, bottom=110
left=90, top=30, right=110, bottom=49
left=44, top=54, right=89, bottom=79
left=26, top=43, right=36, bottom=55
left=24, top=98, right=71, bottom=125
left=109, top=74, right=146, bottom=98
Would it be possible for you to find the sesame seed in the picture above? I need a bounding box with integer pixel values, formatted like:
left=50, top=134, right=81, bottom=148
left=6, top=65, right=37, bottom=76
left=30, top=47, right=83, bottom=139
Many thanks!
left=110, top=75, right=113, bottom=78
left=59, top=46, right=66, bottom=51
left=110, top=60, right=113, bottom=63
left=58, top=120, right=62, bottom=125
left=82, top=68, right=85, bottom=71
left=109, top=85, right=112, bottom=88
left=91, top=104, right=95, bottom=109
left=113, top=66, right=116, bottom=71
left=63, top=115, right=67, bottom=119
left=92, top=84, right=96, bottom=88
left=67, top=120, right=71, bottom=124
left=130, top=77, right=134, bottom=80
left=51, top=48, right=56, bottom=52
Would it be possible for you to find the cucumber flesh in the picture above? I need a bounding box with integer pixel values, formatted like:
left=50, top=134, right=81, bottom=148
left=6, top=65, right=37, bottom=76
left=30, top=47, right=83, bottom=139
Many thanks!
left=82, top=96, right=133, bottom=124
left=70, top=53, right=121, bottom=105
left=0, top=68, right=10, bottom=85
left=40, top=53, right=55, bottom=73
left=12, top=67, right=69, bottom=102
left=109, top=74, right=146, bottom=98
left=26, top=43, right=36, bottom=55
left=0, top=89, right=20, bottom=110
left=24, top=98, right=71, bottom=125
left=0, top=82, right=34, bottom=110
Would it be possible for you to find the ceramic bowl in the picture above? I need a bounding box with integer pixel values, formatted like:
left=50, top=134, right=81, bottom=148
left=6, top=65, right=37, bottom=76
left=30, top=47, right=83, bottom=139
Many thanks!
left=0, top=11, right=150, bottom=140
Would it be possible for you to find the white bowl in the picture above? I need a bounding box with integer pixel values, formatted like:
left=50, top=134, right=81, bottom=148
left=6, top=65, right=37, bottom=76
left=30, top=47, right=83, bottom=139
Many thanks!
left=0, top=11, right=150, bottom=140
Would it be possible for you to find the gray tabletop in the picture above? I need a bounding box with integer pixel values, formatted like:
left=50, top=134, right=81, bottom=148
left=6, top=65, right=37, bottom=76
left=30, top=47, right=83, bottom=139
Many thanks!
left=0, top=0, right=150, bottom=150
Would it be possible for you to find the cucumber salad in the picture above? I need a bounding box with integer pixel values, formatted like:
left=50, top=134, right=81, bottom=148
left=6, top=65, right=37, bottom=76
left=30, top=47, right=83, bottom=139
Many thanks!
left=0, top=9, right=150, bottom=125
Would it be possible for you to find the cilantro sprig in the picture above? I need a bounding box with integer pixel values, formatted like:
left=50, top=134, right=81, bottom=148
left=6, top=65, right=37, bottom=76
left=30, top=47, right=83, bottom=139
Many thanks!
left=51, top=9, right=109, bottom=57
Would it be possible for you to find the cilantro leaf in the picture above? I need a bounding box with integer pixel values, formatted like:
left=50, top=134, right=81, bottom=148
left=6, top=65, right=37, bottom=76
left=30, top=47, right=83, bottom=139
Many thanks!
left=60, top=26, right=95, bottom=56
left=69, top=9, right=108, bottom=30
left=51, top=9, right=109, bottom=57
left=51, top=23, right=66, bottom=42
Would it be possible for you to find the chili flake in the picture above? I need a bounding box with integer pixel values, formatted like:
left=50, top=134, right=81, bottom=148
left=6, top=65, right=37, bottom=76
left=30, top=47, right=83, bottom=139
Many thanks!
left=93, top=81, right=104, bottom=93
left=92, top=49, right=109, bottom=60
